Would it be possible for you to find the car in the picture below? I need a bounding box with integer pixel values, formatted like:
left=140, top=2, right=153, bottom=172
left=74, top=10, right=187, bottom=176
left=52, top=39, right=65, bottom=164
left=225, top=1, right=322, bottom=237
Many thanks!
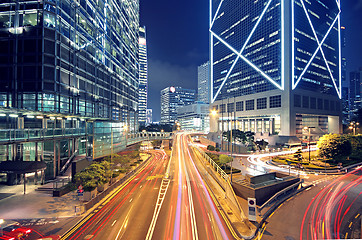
left=0, top=235, right=15, bottom=240
left=2, top=224, right=32, bottom=239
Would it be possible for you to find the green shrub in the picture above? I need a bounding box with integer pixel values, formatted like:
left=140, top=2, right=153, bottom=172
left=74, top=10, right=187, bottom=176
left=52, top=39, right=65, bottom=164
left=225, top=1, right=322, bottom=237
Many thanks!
left=207, top=145, right=215, bottom=151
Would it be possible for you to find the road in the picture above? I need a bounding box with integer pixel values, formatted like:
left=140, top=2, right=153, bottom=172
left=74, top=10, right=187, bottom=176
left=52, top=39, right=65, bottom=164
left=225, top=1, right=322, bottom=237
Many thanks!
left=61, top=133, right=235, bottom=240
left=300, top=167, right=362, bottom=240
left=259, top=167, right=362, bottom=240
left=147, top=132, right=235, bottom=240
left=61, top=150, right=168, bottom=240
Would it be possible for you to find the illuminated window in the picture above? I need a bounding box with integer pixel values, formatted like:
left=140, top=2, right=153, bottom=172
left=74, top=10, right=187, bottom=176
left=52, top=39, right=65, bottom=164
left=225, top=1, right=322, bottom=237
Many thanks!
left=23, top=13, right=38, bottom=27
left=44, top=12, right=56, bottom=28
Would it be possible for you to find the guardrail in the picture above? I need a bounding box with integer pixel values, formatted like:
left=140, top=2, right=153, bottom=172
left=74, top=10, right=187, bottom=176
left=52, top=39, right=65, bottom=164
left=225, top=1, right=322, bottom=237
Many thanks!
left=191, top=145, right=244, bottom=219
left=259, top=180, right=303, bottom=212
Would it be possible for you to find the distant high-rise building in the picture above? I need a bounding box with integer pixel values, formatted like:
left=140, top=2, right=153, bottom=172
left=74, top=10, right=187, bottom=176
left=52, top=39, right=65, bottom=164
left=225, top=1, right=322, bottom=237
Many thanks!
left=138, top=26, right=148, bottom=125
left=349, top=69, right=362, bottom=118
left=177, top=102, right=210, bottom=132
left=340, top=26, right=349, bottom=124
left=160, top=87, right=196, bottom=124
left=198, top=61, right=211, bottom=104
left=209, top=0, right=342, bottom=142
left=146, top=109, right=153, bottom=125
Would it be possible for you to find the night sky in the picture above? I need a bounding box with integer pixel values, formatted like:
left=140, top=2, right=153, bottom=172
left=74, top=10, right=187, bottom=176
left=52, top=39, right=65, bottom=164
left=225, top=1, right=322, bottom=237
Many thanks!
left=140, top=0, right=362, bottom=122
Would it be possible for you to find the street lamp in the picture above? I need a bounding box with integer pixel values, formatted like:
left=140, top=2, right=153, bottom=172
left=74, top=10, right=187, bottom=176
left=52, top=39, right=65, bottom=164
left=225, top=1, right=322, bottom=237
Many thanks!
left=303, top=126, right=315, bottom=163
left=349, top=122, right=359, bottom=135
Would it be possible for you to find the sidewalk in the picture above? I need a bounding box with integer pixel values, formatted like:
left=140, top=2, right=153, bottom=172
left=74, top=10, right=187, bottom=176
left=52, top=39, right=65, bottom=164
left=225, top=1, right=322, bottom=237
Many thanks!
left=0, top=181, right=81, bottom=219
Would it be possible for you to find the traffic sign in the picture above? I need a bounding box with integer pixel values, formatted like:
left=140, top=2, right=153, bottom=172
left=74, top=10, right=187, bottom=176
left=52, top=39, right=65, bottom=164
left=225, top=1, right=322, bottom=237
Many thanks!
left=248, top=197, right=257, bottom=221
left=77, top=189, right=84, bottom=196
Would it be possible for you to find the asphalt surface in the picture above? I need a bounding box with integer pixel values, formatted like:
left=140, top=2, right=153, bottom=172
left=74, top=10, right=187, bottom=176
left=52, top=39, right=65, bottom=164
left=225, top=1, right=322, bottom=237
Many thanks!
left=61, top=150, right=168, bottom=240
left=259, top=167, right=362, bottom=240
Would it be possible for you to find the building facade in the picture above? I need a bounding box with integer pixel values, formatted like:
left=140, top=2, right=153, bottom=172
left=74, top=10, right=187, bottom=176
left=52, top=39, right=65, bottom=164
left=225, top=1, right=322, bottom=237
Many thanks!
left=198, top=61, right=211, bottom=104
left=0, top=0, right=139, bottom=184
left=349, top=69, right=362, bottom=118
left=160, top=86, right=196, bottom=125
left=146, top=108, right=152, bottom=125
left=177, top=102, right=210, bottom=132
left=209, top=0, right=342, bottom=143
left=138, top=26, right=148, bottom=126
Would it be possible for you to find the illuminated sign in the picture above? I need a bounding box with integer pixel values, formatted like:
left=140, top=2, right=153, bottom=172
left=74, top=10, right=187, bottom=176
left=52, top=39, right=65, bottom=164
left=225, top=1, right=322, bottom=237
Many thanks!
left=170, top=87, right=176, bottom=93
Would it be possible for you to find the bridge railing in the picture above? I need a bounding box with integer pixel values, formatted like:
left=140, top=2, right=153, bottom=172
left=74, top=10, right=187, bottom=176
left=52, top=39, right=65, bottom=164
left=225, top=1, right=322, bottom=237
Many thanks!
left=125, top=132, right=172, bottom=146
left=191, top=145, right=245, bottom=219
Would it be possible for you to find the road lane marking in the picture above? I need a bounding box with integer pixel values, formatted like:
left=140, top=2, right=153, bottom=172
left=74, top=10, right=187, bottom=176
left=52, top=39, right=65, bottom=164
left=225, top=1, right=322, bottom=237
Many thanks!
left=115, top=205, right=134, bottom=240
left=145, top=178, right=170, bottom=240
left=61, top=153, right=155, bottom=240
left=129, top=198, right=133, bottom=203
left=112, top=220, right=117, bottom=227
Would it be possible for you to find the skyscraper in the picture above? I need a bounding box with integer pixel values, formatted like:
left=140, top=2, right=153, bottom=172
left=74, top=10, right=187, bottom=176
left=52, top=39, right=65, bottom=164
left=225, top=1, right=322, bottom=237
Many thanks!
left=0, top=0, right=139, bottom=182
left=146, top=109, right=152, bottom=125
left=209, top=0, right=342, bottom=142
left=138, top=26, right=148, bottom=126
left=349, top=69, right=362, bottom=117
left=198, top=61, right=211, bottom=104
left=160, top=86, right=196, bottom=125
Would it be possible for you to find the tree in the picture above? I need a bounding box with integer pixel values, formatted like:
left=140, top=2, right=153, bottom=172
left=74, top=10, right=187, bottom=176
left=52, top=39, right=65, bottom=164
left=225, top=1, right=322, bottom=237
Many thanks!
left=255, top=139, right=269, bottom=150
left=317, top=134, right=352, bottom=161
left=222, top=130, right=254, bottom=145
left=207, top=145, right=215, bottom=151
left=345, top=135, right=362, bottom=158
left=219, top=154, right=233, bottom=169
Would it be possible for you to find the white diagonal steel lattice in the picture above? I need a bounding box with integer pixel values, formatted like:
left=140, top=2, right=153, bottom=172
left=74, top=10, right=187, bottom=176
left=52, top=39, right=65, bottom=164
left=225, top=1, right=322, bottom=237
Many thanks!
left=293, top=0, right=341, bottom=98
left=210, top=0, right=283, bottom=103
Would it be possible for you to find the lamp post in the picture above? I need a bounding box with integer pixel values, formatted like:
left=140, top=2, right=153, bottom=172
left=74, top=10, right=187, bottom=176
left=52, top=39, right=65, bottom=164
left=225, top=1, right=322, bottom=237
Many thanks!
left=349, top=122, right=359, bottom=135
left=303, top=126, right=315, bottom=163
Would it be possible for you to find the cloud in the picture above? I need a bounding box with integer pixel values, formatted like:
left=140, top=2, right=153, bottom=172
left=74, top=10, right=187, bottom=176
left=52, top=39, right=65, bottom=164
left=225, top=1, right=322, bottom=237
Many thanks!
left=147, top=59, right=198, bottom=121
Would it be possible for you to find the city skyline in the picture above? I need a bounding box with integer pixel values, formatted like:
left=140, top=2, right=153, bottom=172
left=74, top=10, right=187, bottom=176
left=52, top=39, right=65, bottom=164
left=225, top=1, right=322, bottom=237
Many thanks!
left=140, top=0, right=362, bottom=122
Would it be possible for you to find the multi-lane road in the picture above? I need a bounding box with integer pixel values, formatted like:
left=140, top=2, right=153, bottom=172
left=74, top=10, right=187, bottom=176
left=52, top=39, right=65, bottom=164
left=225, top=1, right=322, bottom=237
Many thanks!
left=61, top=133, right=235, bottom=240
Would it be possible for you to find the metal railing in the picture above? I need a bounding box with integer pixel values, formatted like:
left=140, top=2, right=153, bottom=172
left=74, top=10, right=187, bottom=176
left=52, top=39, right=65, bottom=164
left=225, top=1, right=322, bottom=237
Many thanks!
left=259, top=180, right=303, bottom=211
left=192, top=145, right=244, bottom=218
left=0, top=128, right=86, bottom=142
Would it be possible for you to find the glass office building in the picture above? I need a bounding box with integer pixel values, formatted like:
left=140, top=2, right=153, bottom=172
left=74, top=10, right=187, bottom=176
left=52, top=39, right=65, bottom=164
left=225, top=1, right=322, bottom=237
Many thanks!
left=198, top=61, right=211, bottom=104
left=160, top=86, right=196, bottom=125
left=138, top=26, right=148, bottom=126
left=209, top=0, right=342, bottom=142
left=0, top=0, right=139, bottom=184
